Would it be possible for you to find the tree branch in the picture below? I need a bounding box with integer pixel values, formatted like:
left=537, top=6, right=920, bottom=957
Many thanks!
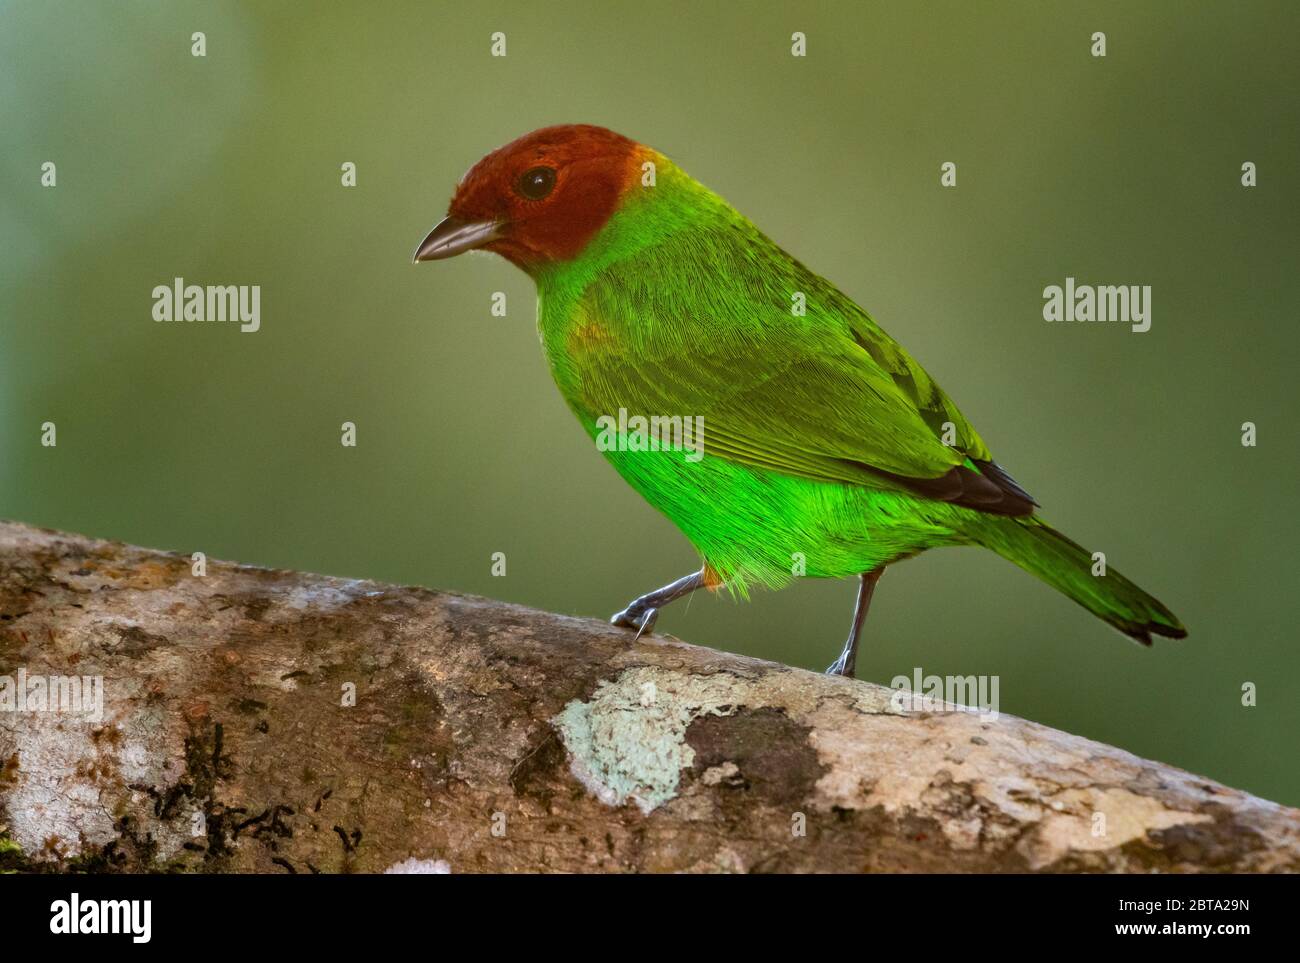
left=0, top=521, right=1294, bottom=873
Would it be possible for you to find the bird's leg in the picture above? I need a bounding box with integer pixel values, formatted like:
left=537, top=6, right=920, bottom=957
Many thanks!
left=611, top=569, right=707, bottom=640
left=826, top=567, right=886, bottom=679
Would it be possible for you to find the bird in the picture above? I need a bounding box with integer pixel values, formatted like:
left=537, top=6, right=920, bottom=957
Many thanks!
left=413, top=124, right=1185, bottom=678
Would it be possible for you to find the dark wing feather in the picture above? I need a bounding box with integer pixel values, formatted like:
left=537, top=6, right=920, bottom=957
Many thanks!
left=864, top=459, right=1036, bottom=516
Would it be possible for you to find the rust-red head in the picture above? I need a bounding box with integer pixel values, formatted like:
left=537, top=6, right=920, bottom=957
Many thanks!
left=413, top=125, right=648, bottom=272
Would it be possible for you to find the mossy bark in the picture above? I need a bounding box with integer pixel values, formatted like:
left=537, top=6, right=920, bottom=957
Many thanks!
left=0, top=521, right=1295, bottom=873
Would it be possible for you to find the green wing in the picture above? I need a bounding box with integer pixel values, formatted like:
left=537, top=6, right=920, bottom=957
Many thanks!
left=571, top=239, right=1035, bottom=515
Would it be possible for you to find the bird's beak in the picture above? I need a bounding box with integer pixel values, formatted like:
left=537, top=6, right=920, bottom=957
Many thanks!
left=412, top=216, right=504, bottom=262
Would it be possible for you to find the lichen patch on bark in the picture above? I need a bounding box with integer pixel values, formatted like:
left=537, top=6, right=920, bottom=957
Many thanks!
left=552, top=666, right=748, bottom=813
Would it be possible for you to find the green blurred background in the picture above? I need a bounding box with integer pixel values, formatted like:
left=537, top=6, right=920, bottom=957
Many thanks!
left=2, top=1, right=1297, bottom=805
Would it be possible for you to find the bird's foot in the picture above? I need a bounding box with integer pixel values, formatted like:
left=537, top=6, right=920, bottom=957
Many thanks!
left=825, top=654, right=856, bottom=679
left=610, top=604, right=659, bottom=640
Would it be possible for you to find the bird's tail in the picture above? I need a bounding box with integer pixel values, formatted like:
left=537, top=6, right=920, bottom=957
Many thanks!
left=976, top=517, right=1186, bottom=644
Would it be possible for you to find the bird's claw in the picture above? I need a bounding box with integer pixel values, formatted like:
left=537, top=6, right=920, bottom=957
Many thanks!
left=611, top=605, right=659, bottom=639
left=825, top=655, right=855, bottom=679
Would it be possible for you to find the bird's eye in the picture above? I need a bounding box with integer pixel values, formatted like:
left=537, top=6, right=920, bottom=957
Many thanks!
left=516, top=166, right=556, bottom=200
